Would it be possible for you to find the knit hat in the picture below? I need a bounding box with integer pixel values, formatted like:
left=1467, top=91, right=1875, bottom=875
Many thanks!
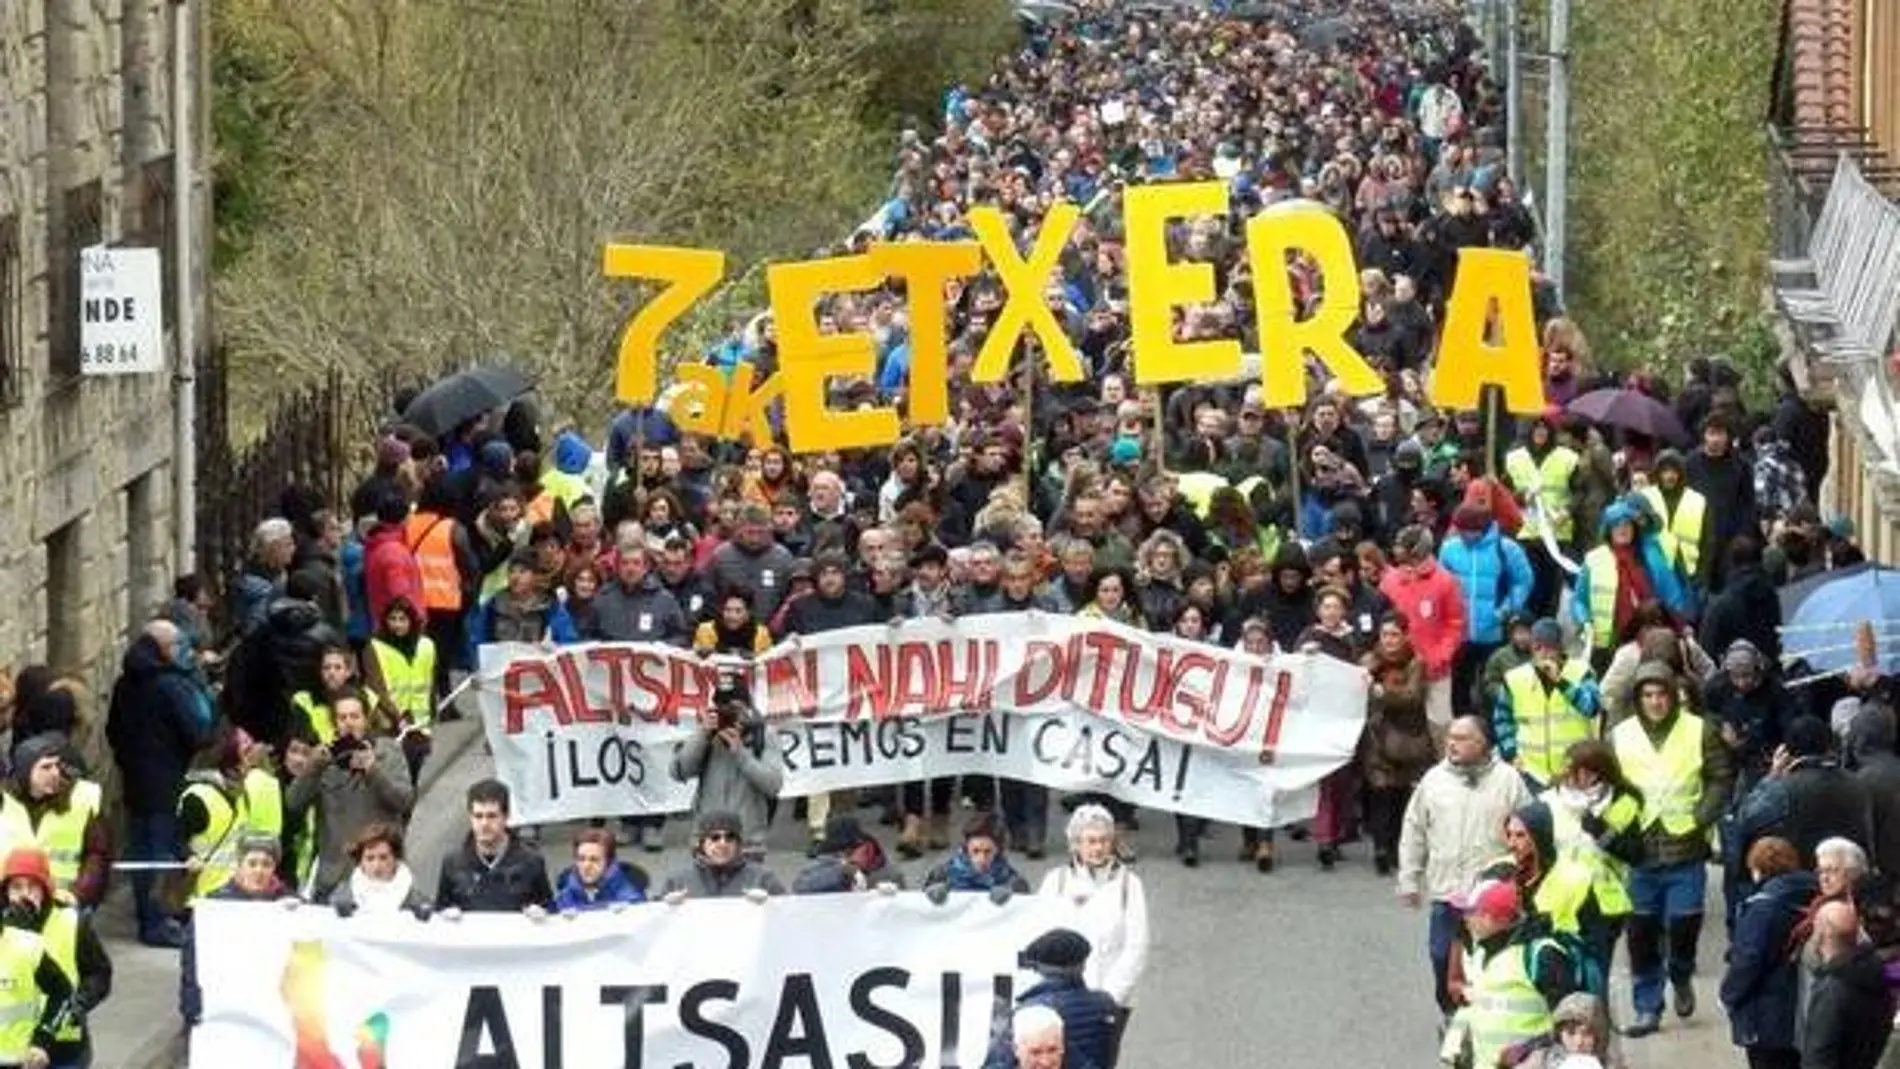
left=0, top=848, right=51, bottom=902
left=1723, top=639, right=1764, bottom=675
left=1393, top=440, right=1425, bottom=471
left=375, top=435, right=412, bottom=470
left=237, top=835, right=282, bottom=864
left=697, top=810, right=744, bottom=840
left=1529, top=618, right=1564, bottom=649
left=1632, top=661, right=1676, bottom=693
left=1654, top=448, right=1686, bottom=475
left=553, top=430, right=593, bottom=476
left=1108, top=435, right=1143, bottom=466
left=813, top=815, right=867, bottom=857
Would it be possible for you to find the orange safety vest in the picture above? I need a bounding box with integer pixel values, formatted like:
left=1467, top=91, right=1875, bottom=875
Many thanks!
left=404, top=512, right=463, bottom=612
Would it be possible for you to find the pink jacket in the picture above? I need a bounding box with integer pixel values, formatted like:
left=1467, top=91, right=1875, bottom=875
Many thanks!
left=1378, top=561, right=1466, bottom=680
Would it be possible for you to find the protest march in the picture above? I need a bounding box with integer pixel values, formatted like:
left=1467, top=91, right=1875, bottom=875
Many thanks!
left=3, top=0, right=1885, bottom=1068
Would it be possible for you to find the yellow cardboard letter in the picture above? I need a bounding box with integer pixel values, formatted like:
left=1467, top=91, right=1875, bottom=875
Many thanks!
left=768, top=256, right=901, bottom=454
left=603, top=244, right=726, bottom=405
left=968, top=203, right=1087, bottom=383
left=870, top=240, right=983, bottom=427
left=723, top=362, right=785, bottom=445
left=657, top=366, right=725, bottom=437
left=1124, top=181, right=1242, bottom=385
left=1244, top=203, right=1384, bottom=408
left=1430, top=248, right=1546, bottom=414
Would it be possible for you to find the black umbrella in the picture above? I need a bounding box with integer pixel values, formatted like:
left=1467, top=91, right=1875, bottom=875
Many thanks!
left=1564, top=388, right=1689, bottom=445
left=401, top=364, right=535, bottom=438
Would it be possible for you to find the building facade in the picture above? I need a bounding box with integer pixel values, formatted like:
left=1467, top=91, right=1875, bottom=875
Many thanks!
left=1776, top=0, right=1900, bottom=564
left=1, top=0, right=208, bottom=733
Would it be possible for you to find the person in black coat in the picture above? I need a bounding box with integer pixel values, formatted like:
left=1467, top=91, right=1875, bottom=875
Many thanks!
left=1771, top=371, right=1829, bottom=505
left=983, top=929, right=1117, bottom=1069
left=1742, top=717, right=1873, bottom=870
left=1849, top=707, right=1900, bottom=881
left=1802, top=900, right=1895, bottom=1069
left=1702, top=640, right=1794, bottom=794
left=107, top=621, right=215, bottom=947
left=1699, top=536, right=1782, bottom=667
left=434, top=779, right=552, bottom=914
left=1720, top=836, right=1815, bottom=1069
left=1684, top=412, right=1759, bottom=587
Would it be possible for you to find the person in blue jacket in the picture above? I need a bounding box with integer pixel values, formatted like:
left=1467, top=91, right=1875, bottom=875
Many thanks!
left=984, top=929, right=1117, bottom=1069
left=553, top=827, right=648, bottom=913
left=1438, top=501, right=1534, bottom=716
left=465, top=549, right=580, bottom=664
left=1719, top=836, right=1815, bottom=1068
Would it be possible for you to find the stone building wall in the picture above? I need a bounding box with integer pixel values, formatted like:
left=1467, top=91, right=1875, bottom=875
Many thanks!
left=0, top=0, right=204, bottom=773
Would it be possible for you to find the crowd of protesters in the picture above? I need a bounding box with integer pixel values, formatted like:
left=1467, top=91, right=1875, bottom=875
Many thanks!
left=19, top=0, right=1889, bottom=1067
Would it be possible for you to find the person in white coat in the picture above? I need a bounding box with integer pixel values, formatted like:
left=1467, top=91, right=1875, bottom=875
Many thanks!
left=1396, top=715, right=1532, bottom=1019
left=1037, top=804, right=1149, bottom=1066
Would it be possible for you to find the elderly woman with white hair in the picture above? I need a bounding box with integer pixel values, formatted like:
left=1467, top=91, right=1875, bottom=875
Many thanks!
left=1792, top=836, right=1871, bottom=1051
left=1036, top=805, right=1149, bottom=1063
left=235, top=517, right=297, bottom=636
left=1008, top=1004, right=1069, bottom=1069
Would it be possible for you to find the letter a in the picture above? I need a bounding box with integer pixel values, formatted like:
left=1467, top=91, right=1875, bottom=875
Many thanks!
left=1429, top=247, right=1547, bottom=414
left=968, top=203, right=1087, bottom=384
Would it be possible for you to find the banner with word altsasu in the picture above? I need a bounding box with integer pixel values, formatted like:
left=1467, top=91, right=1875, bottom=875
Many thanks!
left=189, top=895, right=1070, bottom=1069
left=477, top=612, right=1369, bottom=827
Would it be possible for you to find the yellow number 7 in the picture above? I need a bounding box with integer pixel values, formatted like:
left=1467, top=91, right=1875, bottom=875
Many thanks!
left=602, top=244, right=727, bottom=405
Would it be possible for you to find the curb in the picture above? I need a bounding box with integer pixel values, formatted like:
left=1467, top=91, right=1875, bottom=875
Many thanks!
left=114, top=719, right=486, bottom=1069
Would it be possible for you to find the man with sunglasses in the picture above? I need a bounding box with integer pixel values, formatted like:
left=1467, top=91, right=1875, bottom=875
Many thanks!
left=660, top=811, right=785, bottom=902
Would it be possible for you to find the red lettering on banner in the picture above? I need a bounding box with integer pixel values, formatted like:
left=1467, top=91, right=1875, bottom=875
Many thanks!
left=1116, top=647, right=1168, bottom=726
left=588, top=646, right=638, bottom=723
left=936, top=639, right=998, bottom=712
left=502, top=659, right=572, bottom=735
left=1202, top=662, right=1264, bottom=747
left=1161, top=652, right=1221, bottom=737
left=662, top=658, right=719, bottom=726
left=1072, top=631, right=1128, bottom=709
left=1258, top=670, right=1294, bottom=764
left=762, top=650, right=819, bottom=718
left=894, top=640, right=937, bottom=712
left=560, top=651, right=613, bottom=725
left=846, top=643, right=893, bottom=720
left=1015, top=640, right=1066, bottom=705
left=625, top=650, right=672, bottom=721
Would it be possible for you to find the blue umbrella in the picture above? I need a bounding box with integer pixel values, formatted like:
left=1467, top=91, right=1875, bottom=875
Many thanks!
left=1779, top=563, right=1900, bottom=673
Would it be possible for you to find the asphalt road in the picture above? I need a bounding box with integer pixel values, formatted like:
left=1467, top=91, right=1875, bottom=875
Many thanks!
left=402, top=745, right=1729, bottom=1068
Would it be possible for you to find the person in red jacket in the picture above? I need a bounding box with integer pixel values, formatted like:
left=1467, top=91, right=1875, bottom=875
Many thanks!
left=363, top=493, right=426, bottom=631
left=1379, top=524, right=1467, bottom=731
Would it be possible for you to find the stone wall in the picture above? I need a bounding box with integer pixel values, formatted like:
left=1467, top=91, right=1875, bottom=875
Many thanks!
left=0, top=0, right=203, bottom=779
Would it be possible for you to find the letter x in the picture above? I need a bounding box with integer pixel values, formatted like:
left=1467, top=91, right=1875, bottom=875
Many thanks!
left=968, top=203, right=1086, bottom=383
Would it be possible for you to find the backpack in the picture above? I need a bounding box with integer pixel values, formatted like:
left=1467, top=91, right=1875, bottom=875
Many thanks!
left=1527, top=930, right=1607, bottom=1000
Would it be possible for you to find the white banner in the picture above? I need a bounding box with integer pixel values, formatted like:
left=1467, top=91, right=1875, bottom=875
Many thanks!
left=478, top=612, right=1368, bottom=827
left=190, top=896, right=1069, bottom=1069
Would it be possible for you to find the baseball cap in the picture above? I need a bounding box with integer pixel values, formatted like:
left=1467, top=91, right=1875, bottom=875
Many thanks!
left=1452, top=878, right=1520, bottom=920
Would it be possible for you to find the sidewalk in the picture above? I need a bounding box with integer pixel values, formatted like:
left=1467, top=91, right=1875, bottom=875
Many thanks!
left=92, top=717, right=485, bottom=1069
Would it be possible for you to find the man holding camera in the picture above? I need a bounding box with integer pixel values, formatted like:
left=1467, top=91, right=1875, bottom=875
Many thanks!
left=670, top=691, right=783, bottom=861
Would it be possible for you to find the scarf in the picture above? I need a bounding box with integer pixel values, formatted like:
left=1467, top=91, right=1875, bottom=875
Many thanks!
left=943, top=848, right=1022, bottom=892
left=1609, top=543, right=1653, bottom=639
left=349, top=863, right=415, bottom=914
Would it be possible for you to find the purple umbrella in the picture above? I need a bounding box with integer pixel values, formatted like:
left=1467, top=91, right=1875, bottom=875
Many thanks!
left=1564, top=388, right=1689, bottom=445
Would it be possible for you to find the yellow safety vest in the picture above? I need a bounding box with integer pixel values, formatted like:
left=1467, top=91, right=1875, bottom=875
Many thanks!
left=1536, top=797, right=1638, bottom=931
left=1581, top=545, right=1622, bottom=648
left=1639, top=485, right=1707, bottom=580
left=1463, top=939, right=1553, bottom=1069
left=243, top=768, right=283, bottom=840
left=1505, top=446, right=1580, bottom=542
left=1612, top=711, right=1705, bottom=838
left=540, top=468, right=590, bottom=509
left=291, top=692, right=336, bottom=746
left=0, top=928, right=44, bottom=1063
left=179, top=782, right=243, bottom=901
left=40, top=907, right=81, bottom=1044
left=370, top=637, right=438, bottom=729
left=0, top=781, right=100, bottom=896
left=1502, top=661, right=1598, bottom=786
left=1175, top=472, right=1230, bottom=519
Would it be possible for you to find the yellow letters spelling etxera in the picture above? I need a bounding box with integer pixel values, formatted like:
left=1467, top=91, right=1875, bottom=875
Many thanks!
left=605, top=183, right=1547, bottom=454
